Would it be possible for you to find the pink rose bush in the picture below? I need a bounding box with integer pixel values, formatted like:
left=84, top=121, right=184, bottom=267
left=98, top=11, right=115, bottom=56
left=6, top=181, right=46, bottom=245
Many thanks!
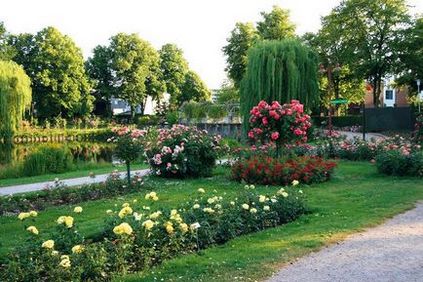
left=145, top=125, right=223, bottom=178
left=248, top=100, right=312, bottom=152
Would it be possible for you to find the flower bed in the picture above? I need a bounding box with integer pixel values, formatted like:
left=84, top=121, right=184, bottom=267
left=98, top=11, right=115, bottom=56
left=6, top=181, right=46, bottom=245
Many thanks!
left=145, top=125, right=223, bottom=178
left=1, top=189, right=306, bottom=281
left=0, top=171, right=144, bottom=215
left=376, top=150, right=423, bottom=177
left=231, top=155, right=337, bottom=185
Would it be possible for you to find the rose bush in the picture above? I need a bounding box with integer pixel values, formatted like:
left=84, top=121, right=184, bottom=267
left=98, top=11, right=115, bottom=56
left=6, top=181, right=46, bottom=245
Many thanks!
left=1, top=189, right=305, bottom=281
left=145, top=125, right=223, bottom=178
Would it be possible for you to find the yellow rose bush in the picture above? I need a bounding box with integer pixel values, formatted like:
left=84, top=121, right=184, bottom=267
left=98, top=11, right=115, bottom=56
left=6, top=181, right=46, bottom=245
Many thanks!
left=2, top=188, right=305, bottom=281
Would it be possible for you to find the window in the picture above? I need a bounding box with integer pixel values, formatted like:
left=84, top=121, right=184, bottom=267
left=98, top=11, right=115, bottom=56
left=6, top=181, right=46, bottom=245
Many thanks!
left=385, top=90, right=393, bottom=100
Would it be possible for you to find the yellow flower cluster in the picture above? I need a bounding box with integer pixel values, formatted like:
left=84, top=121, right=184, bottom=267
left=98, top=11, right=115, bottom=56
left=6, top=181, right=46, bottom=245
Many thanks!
left=259, top=195, right=268, bottom=203
left=203, top=207, right=215, bottom=214
left=179, top=223, right=189, bottom=233
left=277, top=188, right=289, bottom=198
left=118, top=206, right=133, bottom=218
left=149, top=211, right=162, bottom=220
left=57, top=216, right=74, bottom=228
left=292, top=180, right=300, bottom=186
left=142, top=219, right=155, bottom=230
left=170, top=209, right=183, bottom=222
left=242, top=204, right=249, bottom=210
left=250, top=208, right=257, bottom=213
left=18, top=210, right=38, bottom=220
left=113, top=222, right=133, bottom=235
left=71, top=245, right=84, bottom=254
left=73, top=206, right=83, bottom=213
left=145, top=191, right=159, bottom=201
left=163, top=221, right=174, bottom=234
left=42, top=240, right=54, bottom=249
left=26, top=226, right=39, bottom=235
left=59, top=255, right=71, bottom=268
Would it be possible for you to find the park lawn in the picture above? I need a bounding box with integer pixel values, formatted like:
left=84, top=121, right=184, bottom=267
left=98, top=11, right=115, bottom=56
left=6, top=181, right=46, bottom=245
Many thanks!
left=0, top=162, right=148, bottom=188
left=121, top=162, right=423, bottom=282
left=0, top=161, right=422, bottom=280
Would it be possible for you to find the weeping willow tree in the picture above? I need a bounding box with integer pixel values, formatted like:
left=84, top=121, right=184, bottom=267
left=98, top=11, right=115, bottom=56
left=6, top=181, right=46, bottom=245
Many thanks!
left=0, top=60, right=32, bottom=142
left=240, top=39, right=319, bottom=134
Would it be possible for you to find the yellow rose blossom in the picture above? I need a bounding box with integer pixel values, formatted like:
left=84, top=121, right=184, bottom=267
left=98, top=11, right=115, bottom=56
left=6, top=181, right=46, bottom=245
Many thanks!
left=263, top=205, right=270, bottom=211
left=51, top=250, right=59, bottom=256
left=259, top=195, right=266, bottom=203
left=149, top=211, right=162, bottom=220
left=18, top=212, right=30, bottom=220
left=118, top=206, right=133, bottom=219
left=42, top=240, right=54, bottom=249
left=207, top=198, right=215, bottom=204
left=142, top=219, right=155, bottom=230
left=73, top=206, right=83, bottom=213
left=164, top=221, right=174, bottom=234
left=71, top=245, right=84, bottom=254
left=64, top=216, right=74, bottom=228
left=193, top=204, right=200, bottom=209
left=59, top=257, right=71, bottom=268
left=145, top=192, right=158, bottom=201
left=122, top=202, right=130, bottom=208
left=242, top=204, right=249, bottom=210
left=29, top=210, right=38, bottom=217
left=250, top=208, right=257, bottom=213
left=106, top=209, right=113, bottom=214
left=113, top=222, right=133, bottom=235
left=26, top=226, right=39, bottom=235
left=61, top=255, right=70, bottom=260
left=198, top=188, right=205, bottom=193
left=292, top=180, right=300, bottom=186
left=203, top=207, right=215, bottom=214
left=179, top=223, right=189, bottom=233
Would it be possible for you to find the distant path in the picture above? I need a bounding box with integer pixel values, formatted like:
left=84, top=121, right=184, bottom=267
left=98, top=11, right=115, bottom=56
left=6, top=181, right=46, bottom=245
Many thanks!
left=268, top=202, right=423, bottom=282
left=0, top=169, right=149, bottom=196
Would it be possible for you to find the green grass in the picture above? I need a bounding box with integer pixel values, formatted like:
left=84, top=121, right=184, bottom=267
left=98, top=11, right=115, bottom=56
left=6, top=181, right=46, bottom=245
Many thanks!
left=0, top=161, right=422, bottom=281
left=0, top=163, right=148, bottom=188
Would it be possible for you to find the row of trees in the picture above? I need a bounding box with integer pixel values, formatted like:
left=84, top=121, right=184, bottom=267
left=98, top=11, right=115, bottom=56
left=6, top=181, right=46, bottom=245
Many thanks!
left=0, top=24, right=210, bottom=121
left=223, top=2, right=423, bottom=108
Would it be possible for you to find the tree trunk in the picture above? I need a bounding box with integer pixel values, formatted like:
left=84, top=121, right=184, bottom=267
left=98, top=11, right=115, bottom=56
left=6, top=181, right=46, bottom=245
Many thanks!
left=126, top=161, right=131, bottom=186
left=130, top=105, right=135, bottom=122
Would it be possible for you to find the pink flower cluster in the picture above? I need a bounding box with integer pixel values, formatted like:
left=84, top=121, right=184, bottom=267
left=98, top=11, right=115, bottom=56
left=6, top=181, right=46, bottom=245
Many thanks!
left=248, top=100, right=312, bottom=145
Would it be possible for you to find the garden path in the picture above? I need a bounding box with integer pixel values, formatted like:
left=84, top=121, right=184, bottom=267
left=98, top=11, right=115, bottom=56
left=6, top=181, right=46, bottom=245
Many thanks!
left=268, top=202, right=423, bottom=282
left=0, top=169, right=149, bottom=196
left=338, top=130, right=387, bottom=141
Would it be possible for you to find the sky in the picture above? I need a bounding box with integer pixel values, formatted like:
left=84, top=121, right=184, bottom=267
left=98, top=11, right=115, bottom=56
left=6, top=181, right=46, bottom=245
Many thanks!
left=1, top=0, right=422, bottom=89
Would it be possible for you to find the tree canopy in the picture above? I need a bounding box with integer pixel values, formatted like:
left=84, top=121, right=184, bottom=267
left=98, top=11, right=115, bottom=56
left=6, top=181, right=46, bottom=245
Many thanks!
left=10, top=27, right=93, bottom=118
left=0, top=60, right=32, bottom=140
left=223, top=5, right=296, bottom=88
left=179, top=70, right=210, bottom=106
left=159, top=43, right=189, bottom=108
left=240, top=40, right=319, bottom=133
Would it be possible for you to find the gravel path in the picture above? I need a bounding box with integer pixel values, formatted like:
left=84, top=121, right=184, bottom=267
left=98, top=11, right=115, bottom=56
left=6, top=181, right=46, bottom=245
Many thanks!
left=268, top=202, right=423, bottom=282
left=0, top=169, right=149, bottom=196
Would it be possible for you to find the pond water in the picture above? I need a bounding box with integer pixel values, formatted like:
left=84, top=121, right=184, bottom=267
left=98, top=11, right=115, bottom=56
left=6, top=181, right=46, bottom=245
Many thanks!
left=0, top=142, right=115, bottom=166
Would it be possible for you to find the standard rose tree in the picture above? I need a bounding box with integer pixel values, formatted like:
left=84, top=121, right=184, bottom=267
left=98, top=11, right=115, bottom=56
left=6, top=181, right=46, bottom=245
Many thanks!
left=247, top=100, right=312, bottom=156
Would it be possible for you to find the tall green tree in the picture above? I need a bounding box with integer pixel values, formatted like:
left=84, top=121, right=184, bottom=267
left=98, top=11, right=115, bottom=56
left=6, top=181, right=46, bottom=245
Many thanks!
left=179, top=70, right=210, bottom=106
left=85, top=45, right=114, bottom=117
left=222, top=22, right=259, bottom=88
left=257, top=5, right=296, bottom=40
left=10, top=27, right=93, bottom=118
left=159, top=43, right=189, bottom=108
left=397, top=16, right=423, bottom=95
left=325, top=0, right=411, bottom=107
left=0, top=60, right=32, bottom=140
left=108, top=33, right=165, bottom=119
left=240, top=40, right=319, bottom=134
left=0, top=22, right=14, bottom=60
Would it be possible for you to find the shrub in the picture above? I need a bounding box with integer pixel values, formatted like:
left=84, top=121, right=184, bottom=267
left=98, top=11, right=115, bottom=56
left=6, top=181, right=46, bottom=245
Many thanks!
left=414, top=114, right=423, bottom=144
left=145, top=125, right=222, bottom=178
left=1, top=189, right=305, bottom=281
left=0, top=171, right=145, bottom=215
left=375, top=150, right=423, bottom=177
left=22, top=145, right=74, bottom=176
left=231, top=155, right=337, bottom=185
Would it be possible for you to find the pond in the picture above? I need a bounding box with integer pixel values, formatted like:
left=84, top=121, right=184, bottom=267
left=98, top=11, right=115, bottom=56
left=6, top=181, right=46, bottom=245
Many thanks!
left=0, top=142, right=116, bottom=167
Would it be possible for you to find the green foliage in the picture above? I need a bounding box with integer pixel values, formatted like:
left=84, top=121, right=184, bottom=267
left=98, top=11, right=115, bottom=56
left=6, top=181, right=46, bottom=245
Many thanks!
left=85, top=45, right=114, bottom=117
left=159, top=43, right=189, bottom=107
left=22, top=145, right=74, bottom=176
left=108, top=33, right=165, bottom=119
left=240, top=40, right=319, bottom=134
left=178, top=70, right=211, bottom=106
left=376, top=150, right=423, bottom=177
left=10, top=27, right=93, bottom=119
left=216, top=80, right=240, bottom=104
left=0, top=60, right=32, bottom=140
left=323, top=0, right=411, bottom=107
left=0, top=22, right=14, bottom=60
left=222, top=22, right=259, bottom=87
left=256, top=5, right=296, bottom=40
left=180, top=101, right=228, bottom=122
